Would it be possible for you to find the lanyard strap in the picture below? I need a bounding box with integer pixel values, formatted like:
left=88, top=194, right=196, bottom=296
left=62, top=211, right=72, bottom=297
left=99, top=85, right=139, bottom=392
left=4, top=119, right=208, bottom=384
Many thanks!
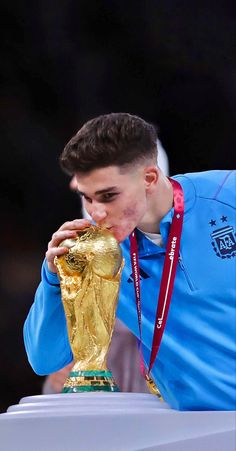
left=130, top=178, right=184, bottom=376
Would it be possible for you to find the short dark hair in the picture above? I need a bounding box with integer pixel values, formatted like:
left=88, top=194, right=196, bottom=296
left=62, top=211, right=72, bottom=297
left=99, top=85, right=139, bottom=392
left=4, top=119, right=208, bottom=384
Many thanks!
left=60, top=112, right=158, bottom=175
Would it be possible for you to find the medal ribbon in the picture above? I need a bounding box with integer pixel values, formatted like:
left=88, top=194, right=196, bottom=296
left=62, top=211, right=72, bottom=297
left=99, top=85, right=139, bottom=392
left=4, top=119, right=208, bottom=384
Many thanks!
left=130, top=178, right=184, bottom=378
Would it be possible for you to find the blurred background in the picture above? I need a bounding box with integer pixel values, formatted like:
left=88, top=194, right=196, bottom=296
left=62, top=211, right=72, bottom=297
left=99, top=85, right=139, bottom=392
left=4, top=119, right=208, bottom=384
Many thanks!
left=0, top=0, right=235, bottom=412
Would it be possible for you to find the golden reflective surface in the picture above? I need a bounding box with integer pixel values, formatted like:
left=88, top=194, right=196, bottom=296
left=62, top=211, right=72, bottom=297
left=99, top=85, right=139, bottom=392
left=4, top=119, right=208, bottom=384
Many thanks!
left=55, top=226, right=124, bottom=372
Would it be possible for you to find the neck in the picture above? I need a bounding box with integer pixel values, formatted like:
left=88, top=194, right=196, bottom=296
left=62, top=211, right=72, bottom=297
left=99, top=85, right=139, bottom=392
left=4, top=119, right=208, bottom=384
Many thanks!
left=137, top=173, right=174, bottom=234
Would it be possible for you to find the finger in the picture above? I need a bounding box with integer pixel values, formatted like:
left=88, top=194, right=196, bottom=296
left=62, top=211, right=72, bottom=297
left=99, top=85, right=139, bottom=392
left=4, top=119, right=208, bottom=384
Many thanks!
left=58, top=219, right=91, bottom=232
left=46, top=246, right=69, bottom=263
left=49, top=230, right=78, bottom=248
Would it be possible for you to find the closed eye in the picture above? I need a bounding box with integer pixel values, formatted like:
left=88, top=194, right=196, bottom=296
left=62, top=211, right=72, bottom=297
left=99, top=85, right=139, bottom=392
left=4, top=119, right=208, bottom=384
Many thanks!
left=81, top=194, right=92, bottom=203
left=99, top=192, right=119, bottom=203
left=81, top=192, right=119, bottom=203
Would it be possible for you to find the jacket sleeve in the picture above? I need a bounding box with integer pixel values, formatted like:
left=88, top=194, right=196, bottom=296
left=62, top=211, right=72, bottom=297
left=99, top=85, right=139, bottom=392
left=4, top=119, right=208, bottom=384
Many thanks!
left=23, top=259, right=73, bottom=375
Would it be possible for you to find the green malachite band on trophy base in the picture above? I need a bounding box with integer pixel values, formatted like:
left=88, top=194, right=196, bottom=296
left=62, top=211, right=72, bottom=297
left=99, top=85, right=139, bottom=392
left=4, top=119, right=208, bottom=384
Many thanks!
left=69, top=370, right=113, bottom=378
left=62, top=369, right=120, bottom=393
left=62, top=385, right=119, bottom=393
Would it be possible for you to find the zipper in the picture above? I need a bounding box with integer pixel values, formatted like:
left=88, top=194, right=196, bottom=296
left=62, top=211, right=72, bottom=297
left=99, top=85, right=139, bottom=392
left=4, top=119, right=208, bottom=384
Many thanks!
left=178, top=254, right=197, bottom=291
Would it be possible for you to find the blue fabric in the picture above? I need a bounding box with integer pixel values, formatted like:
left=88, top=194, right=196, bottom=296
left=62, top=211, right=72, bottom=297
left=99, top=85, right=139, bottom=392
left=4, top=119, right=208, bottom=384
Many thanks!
left=24, top=170, right=236, bottom=410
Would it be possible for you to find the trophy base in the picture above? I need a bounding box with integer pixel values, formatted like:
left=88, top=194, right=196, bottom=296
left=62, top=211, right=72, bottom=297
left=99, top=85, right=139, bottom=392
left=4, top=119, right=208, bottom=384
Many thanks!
left=62, top=370, right=120, bottom=393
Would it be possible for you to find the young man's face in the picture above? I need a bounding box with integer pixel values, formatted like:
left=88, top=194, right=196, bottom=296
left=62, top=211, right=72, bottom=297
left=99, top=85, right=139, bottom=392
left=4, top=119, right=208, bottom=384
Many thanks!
left=75, top=165, right=149, bottom=243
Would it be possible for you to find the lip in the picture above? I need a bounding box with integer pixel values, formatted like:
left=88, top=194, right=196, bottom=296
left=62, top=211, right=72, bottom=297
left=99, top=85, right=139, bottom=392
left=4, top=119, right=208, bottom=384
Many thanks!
left=105, top=226, right=117, bottom=234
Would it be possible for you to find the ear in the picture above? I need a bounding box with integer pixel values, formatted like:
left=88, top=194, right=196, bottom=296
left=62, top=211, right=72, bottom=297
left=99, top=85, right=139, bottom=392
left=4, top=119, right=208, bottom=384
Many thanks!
left=144, top=165, right=159, bottom=191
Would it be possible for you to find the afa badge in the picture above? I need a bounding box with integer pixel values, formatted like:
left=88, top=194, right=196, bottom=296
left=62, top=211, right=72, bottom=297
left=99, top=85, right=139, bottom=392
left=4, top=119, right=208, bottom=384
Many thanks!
left=211, top=225, right=236, bottom=259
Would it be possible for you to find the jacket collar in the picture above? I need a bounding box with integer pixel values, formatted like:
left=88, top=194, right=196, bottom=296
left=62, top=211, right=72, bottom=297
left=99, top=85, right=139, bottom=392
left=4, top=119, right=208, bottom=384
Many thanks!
left=122, top=174, right=196, bottom=257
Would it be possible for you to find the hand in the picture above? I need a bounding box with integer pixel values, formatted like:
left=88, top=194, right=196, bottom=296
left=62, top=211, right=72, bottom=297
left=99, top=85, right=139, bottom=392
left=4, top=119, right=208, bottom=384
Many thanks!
left=46, top=219, right=91, bottom=273
left=46, top=362, right=74, bottom=393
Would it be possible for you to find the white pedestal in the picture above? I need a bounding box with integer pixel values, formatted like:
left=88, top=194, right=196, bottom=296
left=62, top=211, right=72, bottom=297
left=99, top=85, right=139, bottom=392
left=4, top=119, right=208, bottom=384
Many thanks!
left=0, top=393, right=235, bottom=451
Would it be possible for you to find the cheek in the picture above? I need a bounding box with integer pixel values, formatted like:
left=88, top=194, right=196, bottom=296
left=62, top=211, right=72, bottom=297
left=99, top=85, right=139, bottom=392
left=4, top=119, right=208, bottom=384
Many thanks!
left=119, top=202, right=143, bottom=224
left=112, top=204, right=143, bottom=242
left=122, top=206, right=138, bottom=218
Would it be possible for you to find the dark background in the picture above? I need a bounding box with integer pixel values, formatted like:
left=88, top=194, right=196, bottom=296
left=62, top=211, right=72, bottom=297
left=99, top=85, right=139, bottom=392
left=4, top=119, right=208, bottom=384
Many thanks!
left=0, top=1, right=235, bottom=412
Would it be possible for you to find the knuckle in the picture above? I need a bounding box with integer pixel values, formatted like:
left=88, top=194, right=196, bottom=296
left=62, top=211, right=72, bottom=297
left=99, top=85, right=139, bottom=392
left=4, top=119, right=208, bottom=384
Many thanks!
left=63, top=221, right=71, bottom=229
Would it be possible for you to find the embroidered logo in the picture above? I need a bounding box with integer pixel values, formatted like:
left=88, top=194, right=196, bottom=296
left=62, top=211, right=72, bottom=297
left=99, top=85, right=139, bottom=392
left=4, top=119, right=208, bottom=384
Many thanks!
left=211, top=225, right=236, bottom=259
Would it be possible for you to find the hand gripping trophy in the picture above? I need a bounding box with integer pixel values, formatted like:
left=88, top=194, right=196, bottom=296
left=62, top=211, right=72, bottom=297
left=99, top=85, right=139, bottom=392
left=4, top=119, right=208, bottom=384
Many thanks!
left=54, top=226, right=124, bottom=393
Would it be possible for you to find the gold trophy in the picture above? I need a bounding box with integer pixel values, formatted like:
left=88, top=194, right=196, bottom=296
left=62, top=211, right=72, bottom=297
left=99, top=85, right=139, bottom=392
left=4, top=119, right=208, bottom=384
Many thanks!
left=54, top=226, right=124, bottom=393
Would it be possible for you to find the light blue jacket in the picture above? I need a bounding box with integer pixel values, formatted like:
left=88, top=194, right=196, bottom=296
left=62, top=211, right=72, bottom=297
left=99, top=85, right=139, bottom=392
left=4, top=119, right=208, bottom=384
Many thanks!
left=24, top=170, right=236, bottom=410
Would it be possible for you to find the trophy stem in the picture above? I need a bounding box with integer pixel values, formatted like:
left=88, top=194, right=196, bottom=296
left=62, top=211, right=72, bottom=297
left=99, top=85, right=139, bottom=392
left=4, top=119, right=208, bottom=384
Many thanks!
left=62, top=370, right=120, bottom=393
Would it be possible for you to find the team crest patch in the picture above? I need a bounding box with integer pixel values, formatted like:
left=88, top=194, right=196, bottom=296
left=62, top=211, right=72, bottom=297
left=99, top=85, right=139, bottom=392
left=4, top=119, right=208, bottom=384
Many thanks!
left=211, top=225, right=236, bottom=259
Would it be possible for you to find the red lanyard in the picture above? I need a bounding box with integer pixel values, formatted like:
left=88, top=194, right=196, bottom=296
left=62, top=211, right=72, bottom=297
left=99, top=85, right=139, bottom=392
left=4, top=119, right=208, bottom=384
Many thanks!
left=129, top=178, right=184, bottom=378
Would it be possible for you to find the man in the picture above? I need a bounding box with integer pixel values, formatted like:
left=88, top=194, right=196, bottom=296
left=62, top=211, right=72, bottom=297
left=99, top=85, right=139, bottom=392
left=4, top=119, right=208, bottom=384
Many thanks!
left=24, top=113, right=236, bottom=410
left=43, top=138, right=169, bottom=395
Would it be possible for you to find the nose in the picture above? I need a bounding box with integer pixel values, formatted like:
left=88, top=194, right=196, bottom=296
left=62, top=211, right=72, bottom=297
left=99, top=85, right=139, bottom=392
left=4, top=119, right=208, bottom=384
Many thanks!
left=89, top=203, right=108, bottom=223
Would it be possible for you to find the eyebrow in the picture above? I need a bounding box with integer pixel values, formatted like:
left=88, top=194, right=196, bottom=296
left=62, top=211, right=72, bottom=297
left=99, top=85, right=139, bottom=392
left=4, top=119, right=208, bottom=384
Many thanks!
left=78, top=186, right=118, bottom=196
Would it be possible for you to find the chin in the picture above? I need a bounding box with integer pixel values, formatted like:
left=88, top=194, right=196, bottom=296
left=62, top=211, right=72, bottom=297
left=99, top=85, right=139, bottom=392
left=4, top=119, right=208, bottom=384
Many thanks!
left=112, top=227, right=131, bottom=244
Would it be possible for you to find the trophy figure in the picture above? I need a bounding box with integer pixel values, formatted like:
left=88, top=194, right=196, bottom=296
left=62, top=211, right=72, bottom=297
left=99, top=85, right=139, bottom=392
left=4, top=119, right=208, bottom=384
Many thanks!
left=54, top=226, right=124, bottom=393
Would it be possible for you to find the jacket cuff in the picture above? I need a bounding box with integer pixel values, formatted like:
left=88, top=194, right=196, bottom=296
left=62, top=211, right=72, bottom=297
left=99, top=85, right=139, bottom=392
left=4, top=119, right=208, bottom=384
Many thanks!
left=42, top=259, right=60, bottom=286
